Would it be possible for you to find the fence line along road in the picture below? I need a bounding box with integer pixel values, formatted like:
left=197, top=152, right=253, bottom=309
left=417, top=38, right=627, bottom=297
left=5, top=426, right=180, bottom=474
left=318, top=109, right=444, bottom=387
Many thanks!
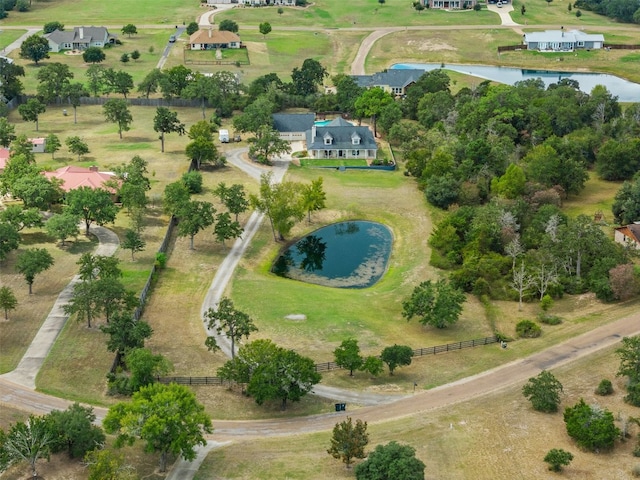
left=156, top=335, right=499, bottom=384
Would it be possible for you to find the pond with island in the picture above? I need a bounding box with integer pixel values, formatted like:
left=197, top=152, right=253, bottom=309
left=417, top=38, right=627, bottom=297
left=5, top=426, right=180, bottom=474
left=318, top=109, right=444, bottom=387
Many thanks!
left=392, top=63, right=640, bottom=102
left=272, top=221, right=393, bottom=289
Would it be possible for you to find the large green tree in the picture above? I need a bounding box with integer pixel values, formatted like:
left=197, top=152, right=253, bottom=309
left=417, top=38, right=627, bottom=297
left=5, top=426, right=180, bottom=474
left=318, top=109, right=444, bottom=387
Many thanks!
left=175, top=200, right=215, bottom=250
left=616, top=335, right=640, bottom=406
left=204, top=296, right=257, bottom=358
left=153, top=107, right=185, bottom=153
left=0, top=118, right=16, bottom=147
left=290, top=58, right=327, bottom=96
left=612, top=176, right=640, bottom=225
left=0, top=223, right=20, bottom=261
left=522, top=370, right=564, bottom=413
left=354, top=441, right=425, bottom=480
left=233, top=95, right=276, bottom=138
left=103, top=99, right=133, bottom=139
left=563, top=399, right=620, bottom=452
left=402, top=279, right=466, bottom=329
left=19, top=34, right=50, bottom=64
left=45, top=211, right=80, bottom=246
left=0, top=57, right=25, bottom=101
left=66, top=187, right=118, bottom=235
left=82, top=46, right=106, bottom=64
left=17, top=98, right=46, bottom=131
left=354, top=87, right=395, bottom=136
left=101, top=311, right=152, bottom=362
left=0, top=205, right=43, bottom=232
left=248, top=125, right=291, bottom=165
left=65, top=136, right=90, bottom=160
left=47, top=403, right=105, bottom=459
left=36, top=62, right=73, bottom=103
left=334, top=338, right=364, bottom=376
left=15, top=248, right=54, bottom=294
left=214, top=182, right=249, bottom=222
left=380, top=345, right=413, bottom=375
left=103, top=383, right=213, bottom=472
left=328, top=417, right=369, bottom=468
left=250, top=172, right=305, bottom=241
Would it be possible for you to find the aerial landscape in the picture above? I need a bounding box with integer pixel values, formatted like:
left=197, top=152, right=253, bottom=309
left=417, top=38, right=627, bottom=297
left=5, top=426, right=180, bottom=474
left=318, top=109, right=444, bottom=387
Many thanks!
left=1, top=0, right=640, bottom=478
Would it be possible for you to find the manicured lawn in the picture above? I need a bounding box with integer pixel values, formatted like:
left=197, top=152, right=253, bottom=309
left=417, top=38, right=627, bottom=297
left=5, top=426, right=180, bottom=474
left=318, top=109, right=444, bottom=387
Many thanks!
left=220, top=0, right=498, bottom=28
left=0, top=0, right=202, bottom=25
left=184, top=46, right=250, bottom=65
left=511, top=0, right=627, bottom=26
left=299, top=159, right=368, bottom=167
left=0, top=29, right=26, bottom=49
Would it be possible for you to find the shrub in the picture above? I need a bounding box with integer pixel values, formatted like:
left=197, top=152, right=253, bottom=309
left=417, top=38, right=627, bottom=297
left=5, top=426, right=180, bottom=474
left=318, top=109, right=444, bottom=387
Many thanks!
left=538, top=312, right=562, bottom=325
left=595, top=379, right=614, bottom=396
left=155, top=252, right=167, bottom=269
left=632, top=464, right=640, bottom=476
left=181, top=170, right=203, bottom=194
left=540, top=294, right=554, bottom=311
left=516, top=320, right=542, bottom=338
left=564, top=399, right=620, bottom=452
left=473, top=3, right=481, bottom=10
left=544, top=448, right=573, bottom=472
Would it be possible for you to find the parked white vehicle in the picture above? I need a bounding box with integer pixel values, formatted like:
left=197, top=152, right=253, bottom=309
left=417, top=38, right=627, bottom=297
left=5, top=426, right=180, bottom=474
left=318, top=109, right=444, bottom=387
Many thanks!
left=219, top=129, right=230, bottom=143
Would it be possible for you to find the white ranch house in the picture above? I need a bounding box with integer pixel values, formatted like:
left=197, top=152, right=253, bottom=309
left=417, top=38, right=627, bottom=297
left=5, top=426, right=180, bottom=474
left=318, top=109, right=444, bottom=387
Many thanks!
left=43, top=26, right=117, bottom=52
left=523, top=30, right=605, bottom=52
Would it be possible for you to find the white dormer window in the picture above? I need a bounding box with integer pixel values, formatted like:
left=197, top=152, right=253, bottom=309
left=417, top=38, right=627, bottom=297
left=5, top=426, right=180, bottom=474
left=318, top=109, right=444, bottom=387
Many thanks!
left=351, top=132, right=361, bottom=145
left=323, top=133, right=333, bottom=145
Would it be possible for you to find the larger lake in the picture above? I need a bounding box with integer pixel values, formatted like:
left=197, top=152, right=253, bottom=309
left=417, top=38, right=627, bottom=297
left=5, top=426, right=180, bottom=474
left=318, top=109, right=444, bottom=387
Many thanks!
left=272, top=221, right=393, bottom=289
left=392, top=63, right=640, bottom=102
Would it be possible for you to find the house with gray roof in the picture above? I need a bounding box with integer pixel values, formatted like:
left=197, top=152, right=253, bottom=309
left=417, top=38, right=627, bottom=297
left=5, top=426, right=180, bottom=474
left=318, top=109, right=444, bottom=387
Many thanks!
left=272, top=113, right=315, bottom=141
left=523, top=29, right=604, bottom=52
left=352, top=69, right=425, bottom=96
left=425, top=0, right=477, bottom=9
left=305, top=118, right=377, bottom=160
left=44, top=26, right=117, bottom=53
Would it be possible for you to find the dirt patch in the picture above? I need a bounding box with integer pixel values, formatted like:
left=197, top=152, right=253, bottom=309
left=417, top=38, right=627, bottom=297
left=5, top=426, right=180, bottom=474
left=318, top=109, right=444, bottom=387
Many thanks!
left=407, top=39, right=458, bottom=52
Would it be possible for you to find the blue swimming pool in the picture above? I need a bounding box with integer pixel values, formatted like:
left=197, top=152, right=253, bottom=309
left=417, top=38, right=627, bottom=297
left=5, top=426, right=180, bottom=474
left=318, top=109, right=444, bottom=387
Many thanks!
left=314, top=120, right=332, bottom=126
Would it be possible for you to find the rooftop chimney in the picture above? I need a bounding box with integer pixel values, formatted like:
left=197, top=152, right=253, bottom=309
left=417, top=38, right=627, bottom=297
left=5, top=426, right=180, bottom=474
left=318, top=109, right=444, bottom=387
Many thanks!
left=311, top=125, right=316, bottom=142
left=89, top=165, right=98, bottom=172
left=209, top=27, right=212, bottom=38
left=79, top=27, right=84, bottom=39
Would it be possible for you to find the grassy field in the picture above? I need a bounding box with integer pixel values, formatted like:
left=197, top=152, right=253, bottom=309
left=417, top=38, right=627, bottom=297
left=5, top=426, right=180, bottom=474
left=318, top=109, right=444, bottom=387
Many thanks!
left=165, top=29, right=367, bottom=83
left=0, top=29, right=26, bottom=50
left=219, top=0, right=498, bottom=28
left=0, top=0, right=202, bottom=26
left=199, top=346, right=640, bottom=480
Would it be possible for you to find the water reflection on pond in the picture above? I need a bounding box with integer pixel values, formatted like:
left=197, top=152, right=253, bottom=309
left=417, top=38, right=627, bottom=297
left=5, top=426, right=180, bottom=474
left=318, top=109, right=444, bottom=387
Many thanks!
left=272, top=221, right=393, bottom=288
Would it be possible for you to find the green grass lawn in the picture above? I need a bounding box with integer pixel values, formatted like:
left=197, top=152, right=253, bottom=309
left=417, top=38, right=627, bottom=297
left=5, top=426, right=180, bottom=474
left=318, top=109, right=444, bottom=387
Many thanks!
left=0, top=0, right=202, bottom=26
left=0, top=29, right=26, bottom=50
left=219, top=0, right=498, bottom=28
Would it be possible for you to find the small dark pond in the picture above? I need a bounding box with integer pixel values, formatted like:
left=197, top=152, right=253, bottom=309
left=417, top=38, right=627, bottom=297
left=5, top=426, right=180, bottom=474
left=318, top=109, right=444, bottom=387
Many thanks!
left=272, top=221, right=393, bottom=289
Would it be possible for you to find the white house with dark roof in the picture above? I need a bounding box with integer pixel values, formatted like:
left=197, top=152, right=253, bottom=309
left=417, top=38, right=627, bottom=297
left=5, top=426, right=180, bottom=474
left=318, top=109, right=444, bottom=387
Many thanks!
left=352, top=69, right=425, bottom=96
left=272, top=113, right=315, bottom=141
left=523, top=30, right=604, bottom=52
left=305, top=118, right=377, bottom=160
left=44, top=26, right=117, bottom=52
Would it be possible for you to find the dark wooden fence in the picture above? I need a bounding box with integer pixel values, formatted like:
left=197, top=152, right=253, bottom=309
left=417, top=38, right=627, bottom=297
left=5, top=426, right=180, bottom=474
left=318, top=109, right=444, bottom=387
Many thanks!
left=497, top=44, right=524, bottom=53
left=157, top=335, right=499, bottom=383
left=603, top=44, right=640, bottom=50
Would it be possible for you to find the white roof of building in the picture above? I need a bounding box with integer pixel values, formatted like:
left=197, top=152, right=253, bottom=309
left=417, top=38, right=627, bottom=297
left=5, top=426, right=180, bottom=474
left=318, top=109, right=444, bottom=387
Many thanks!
left=524, top=30, right=604, bottom=44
